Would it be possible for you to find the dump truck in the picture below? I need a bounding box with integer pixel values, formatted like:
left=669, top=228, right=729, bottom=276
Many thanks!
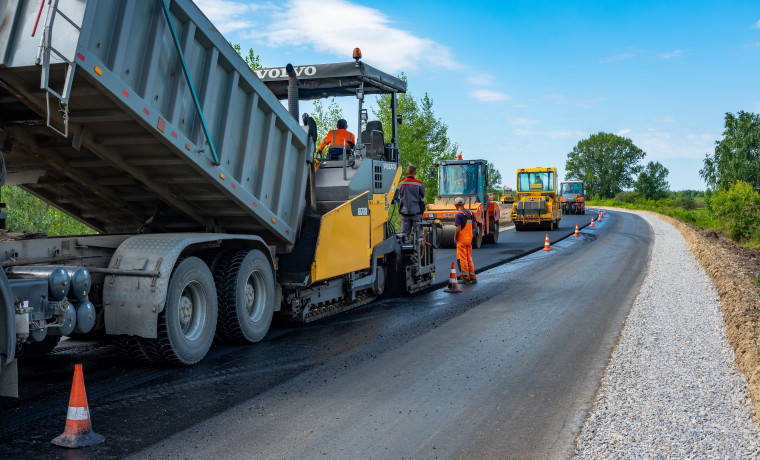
left=423, top=157, right=500, bottom=248
left=0, top=0, right=436, bottom=397
left=559, top=180, right=586, bottom=215
left=501, top=188, right=515, bottom=204
left=511, top=167, right=561, bottom=231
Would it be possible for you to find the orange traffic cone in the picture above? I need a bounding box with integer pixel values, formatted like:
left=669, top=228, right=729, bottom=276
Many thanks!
left=443, top=262, right=463, bottom=293
left=590, top=217, right=595, bottom=228
left=573, top=224, right=580, bottom=237
left=543, top=233, right=551, bottom=251
left=52, top=364, right=104, bottom=448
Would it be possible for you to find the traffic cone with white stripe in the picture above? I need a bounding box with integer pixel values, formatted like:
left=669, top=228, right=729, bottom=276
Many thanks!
left=52, top=364, right=104, bottom=448
left=573, top=223, right=580, bottom=237
left=590, top=217, right=595, bottom=228
left=444, top=262, right=463, bottom=293
left=543, top=233, right=551, bottom=251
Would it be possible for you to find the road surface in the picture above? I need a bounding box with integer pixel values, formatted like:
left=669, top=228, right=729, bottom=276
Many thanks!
left=0, top=210, right=651, bottom=459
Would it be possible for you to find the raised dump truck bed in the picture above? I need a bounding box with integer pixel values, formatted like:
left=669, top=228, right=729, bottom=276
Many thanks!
left=0, top=0, right=309, bottom=248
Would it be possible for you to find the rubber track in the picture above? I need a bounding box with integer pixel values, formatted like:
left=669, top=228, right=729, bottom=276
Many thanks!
left=214, top=250, right=250, bottom=343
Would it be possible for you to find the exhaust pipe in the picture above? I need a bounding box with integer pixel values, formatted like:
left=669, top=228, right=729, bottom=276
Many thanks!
left=286, top=63, right=299, bottom=122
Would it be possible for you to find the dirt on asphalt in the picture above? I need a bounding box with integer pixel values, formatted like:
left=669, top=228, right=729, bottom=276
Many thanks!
left=654, top=214, right=760, bottom=419
left=498, top=203, right=513, bottom=228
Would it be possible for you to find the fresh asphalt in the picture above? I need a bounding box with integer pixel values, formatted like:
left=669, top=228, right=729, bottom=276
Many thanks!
left=0, top=209, right=651, bottom=459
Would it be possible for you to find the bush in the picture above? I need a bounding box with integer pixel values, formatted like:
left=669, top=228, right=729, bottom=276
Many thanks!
left=2, top=186, right=94, bottom=236
left=673, top=195, right=696, bottom=210
left=615, top=191, right=639, bottom=203
left=709, top=181, right=760, bottom=242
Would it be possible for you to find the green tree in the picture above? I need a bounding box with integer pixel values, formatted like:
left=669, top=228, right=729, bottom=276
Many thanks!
left=231, top=43, right=261, bottom=69
left=700, top=111, right=760, bottom=191
left=310, top=98, right=344, bottom=146
left=374, top=78, right=459, bottom=202
left=634, top=161, right=670, bottom=200
left=3, top=186, right=93, bottom=236
left=487, top=162, right=503, bottom=195
left=565, top=132, right=646, bottom=198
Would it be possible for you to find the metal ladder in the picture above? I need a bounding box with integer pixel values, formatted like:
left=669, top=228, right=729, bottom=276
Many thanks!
left=35, top=0, right=81, bottom=138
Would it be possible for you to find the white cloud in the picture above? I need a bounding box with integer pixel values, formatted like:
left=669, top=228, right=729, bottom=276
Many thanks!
left=660, top=49, right=682, bottom=59
left=753, top=19, right=760, bottom=29
left=617, top=129, right=631, bottom=136
left=469, top=89, right=510, bottom=102
left=599, top=47, right=643, bottom=63
left=196, top=0, right=260, bottom=33
left=467, top=73, right=494, bottom=86
left=241, top=0, right=457, bottom=72
left=631, top=129, right=716, bottom=160
left=653, top=116, right=676, bottom=123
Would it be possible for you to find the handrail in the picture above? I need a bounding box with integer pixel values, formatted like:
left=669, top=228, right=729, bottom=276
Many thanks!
left=159, top=0, right=220, bottom=166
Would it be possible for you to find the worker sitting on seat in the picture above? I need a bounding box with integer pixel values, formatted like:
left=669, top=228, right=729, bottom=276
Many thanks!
left=318, top=119, right=356, bottom=160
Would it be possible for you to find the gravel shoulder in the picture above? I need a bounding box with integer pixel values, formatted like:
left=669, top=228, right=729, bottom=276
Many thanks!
left=575, top=210, right=760, bottom=458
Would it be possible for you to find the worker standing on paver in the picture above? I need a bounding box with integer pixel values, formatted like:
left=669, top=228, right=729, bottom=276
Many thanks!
left=454, top=197, right=477, bottom=284
left=318, top=119, right=356, bottom=160
left=398, top=165, right=426, bottom=238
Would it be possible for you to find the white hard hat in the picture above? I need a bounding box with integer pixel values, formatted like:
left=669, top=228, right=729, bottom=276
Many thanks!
left=454, top=197, right=465, bottom=205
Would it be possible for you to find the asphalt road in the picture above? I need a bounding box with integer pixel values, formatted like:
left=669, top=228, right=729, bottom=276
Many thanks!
left=435, top=212, right=597, bottom=286
left=0, top=209, right=650, bottom=460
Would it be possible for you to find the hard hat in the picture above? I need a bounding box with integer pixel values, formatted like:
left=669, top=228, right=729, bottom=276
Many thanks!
left=454, top=197, right=465, bottom=205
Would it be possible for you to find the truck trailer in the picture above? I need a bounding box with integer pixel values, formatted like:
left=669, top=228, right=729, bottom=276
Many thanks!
left=0, top=0, right=435, bottom=396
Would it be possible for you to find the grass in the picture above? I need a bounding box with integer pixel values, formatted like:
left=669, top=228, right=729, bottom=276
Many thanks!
left=587, top=198, right=725, bottom=234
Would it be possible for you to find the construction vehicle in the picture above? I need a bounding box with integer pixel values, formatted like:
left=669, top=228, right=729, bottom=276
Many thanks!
left=501, top=188, right=515, bottom=204
left=423, top=157, right=500, bottom=248
left=559, top=180, right=586, bottom=215
left=511, top=168, right=561, bottom=231
left=0, top=0, right=436, bottom=397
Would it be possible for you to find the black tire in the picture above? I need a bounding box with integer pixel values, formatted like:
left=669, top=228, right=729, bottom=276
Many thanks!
left=215, top=250, right=274, bottom=344
left=432, top=225, right=442, bottom=249
left=514, top=222, right=524, bottom=231
left=144, top=257, right=217, bottom=365
left=16, top=335, right=60, bottom=358
left=113, top=335, right=154, bottom=363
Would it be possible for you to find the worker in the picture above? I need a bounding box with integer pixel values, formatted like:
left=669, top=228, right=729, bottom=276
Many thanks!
left=398, top=165, right=426, bottom=238
left=318, top=119, right=356, bottom=160
left=533, top=175, right=543, bottom=190
left=454, top=197, right=477, bottom=284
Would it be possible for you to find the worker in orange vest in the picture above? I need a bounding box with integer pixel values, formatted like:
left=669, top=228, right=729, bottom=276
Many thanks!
left=454, top=197, right=477, bottom=284
left=318, top=119, right=356, bottom=160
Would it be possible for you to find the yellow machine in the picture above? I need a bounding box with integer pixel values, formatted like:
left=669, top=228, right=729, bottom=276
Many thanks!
left=501, top=187, right=515, bottom=203
left=262, top=53, right=437, bottom=322
left=511, top=167, right=561, bottom=231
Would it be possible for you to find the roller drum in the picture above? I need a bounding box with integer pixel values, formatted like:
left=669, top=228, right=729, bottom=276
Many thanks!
left=440, top=225, right=457, bottom=248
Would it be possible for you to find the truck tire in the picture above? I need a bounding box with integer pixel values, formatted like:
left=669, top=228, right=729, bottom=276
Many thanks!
left=144, top=257, right=217, bottom=365
left=215, top=249, right=274, bottom=344
left=113, top=336, right=154, bottom=363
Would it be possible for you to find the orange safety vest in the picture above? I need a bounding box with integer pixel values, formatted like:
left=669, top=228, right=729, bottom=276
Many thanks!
left=457, top=209, right=474, bottom=245
left=319, top=129, right=355, bottom=152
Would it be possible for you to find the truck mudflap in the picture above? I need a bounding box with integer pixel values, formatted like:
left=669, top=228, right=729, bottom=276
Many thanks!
left=103, top=233, right=269, bottom=338
left=0, top=269, right=17, bottom=397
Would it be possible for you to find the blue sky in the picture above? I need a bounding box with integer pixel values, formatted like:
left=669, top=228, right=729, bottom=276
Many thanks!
left=197, top=0, right=760, bottom=190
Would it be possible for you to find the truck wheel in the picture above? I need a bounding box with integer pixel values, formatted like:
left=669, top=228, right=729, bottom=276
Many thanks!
left=145, top=257, right=217, bottom=365
left=113, top=336, right=154, bottom=363
left=215, top=250, right=274, bottom=344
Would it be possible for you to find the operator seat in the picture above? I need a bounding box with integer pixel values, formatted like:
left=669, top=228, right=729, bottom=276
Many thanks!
left=361, top=120, right=385, bottom=160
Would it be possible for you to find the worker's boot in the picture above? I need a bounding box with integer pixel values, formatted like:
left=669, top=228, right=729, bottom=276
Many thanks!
left=468, top=275, right=477, bottom=284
